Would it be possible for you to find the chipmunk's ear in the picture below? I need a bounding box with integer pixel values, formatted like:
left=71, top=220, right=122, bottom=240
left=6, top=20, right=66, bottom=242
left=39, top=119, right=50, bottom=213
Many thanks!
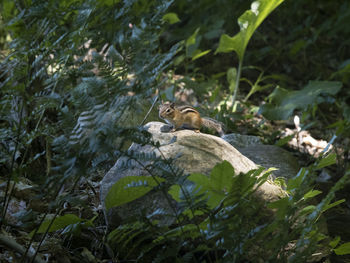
left=169, top=102, right=175, bottom=108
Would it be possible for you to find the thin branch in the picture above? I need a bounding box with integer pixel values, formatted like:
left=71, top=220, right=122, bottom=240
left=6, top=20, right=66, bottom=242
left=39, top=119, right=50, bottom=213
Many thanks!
left=0, top=233, right=46, bottom=263
left=140, top=95, right=159, bottom=126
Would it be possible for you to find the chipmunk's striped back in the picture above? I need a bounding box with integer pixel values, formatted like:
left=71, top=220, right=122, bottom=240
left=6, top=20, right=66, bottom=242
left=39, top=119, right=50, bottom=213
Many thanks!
left=158, top=102, right=225, bottom=136
left=176, top=105, right=198, bottom=114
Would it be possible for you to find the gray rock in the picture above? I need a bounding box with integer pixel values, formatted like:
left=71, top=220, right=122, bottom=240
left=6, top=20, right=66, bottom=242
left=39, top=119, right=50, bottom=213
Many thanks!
left=239, top=145, right=299, bottom=180
left=223, top=133, right=263, bottom=149
left=224, top=133, right=299, bottom=179
left=100, top=122, right=286, bottom=228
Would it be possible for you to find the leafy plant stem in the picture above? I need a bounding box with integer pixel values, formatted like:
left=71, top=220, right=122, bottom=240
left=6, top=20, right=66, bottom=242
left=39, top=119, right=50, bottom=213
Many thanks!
left=156, top=147, right=213, bottom=263
left=19, top=62, right=62, bottom=173
left=126, top=149, right=207, bottom=262
left=127, top=154, right=184, bottom=227
left=0, top=101, right=24, bottom=229
left=22, top=212, right=49, bottom=262
left=46, top=139, right=52, bottom=176
left=29, top=209, right=61, bottom=263
left=156, top=147, right=202, bottom=224
left=232, top=59, right=243, bottom=111
left=23, top=164, right=85, bottom=262
left=243, top=70, right=263, bottom=102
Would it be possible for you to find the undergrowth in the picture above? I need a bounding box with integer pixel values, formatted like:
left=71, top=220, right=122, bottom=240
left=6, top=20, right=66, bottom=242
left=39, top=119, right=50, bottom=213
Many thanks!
left=0, top=0, right=350, bottom=262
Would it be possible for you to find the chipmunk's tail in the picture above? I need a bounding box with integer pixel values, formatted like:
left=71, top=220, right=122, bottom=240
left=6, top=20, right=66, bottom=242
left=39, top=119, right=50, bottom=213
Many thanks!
left=202, top=117, right=225, bottom=137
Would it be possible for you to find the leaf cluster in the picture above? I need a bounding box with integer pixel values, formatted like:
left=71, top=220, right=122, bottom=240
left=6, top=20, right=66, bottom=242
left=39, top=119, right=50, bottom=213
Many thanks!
left=104, top=157, right=350, bottom=262
left=1, top=0, right=350, bottom=262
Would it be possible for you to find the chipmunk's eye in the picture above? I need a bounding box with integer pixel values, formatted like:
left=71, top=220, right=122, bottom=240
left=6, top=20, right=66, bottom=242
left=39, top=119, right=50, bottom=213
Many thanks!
left=166, top=109, right=171, bottom=113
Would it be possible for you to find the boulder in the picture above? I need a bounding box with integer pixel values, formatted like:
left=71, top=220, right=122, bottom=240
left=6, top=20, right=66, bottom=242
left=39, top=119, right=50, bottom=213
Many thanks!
left=239, top=145, right=299, bottom=180
left=100, top=122, right=286, bottom=228
left=224, top=133, right=299, bottom=179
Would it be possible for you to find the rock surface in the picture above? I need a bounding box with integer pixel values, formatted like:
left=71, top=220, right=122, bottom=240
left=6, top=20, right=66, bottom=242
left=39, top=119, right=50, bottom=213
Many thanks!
left=223, top=133, right=264, bottom=149
left=240, top=145, right=299, bottom=180
left=100, top=122, right=286, bottom=228
left=224, top=133, right=300, bottom=179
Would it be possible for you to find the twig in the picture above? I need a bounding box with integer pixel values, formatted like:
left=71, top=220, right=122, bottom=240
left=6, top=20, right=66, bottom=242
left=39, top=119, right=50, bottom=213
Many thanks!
left=140, top=95, right=159, bottom=126
left=0, top=233, right=46, bottom=263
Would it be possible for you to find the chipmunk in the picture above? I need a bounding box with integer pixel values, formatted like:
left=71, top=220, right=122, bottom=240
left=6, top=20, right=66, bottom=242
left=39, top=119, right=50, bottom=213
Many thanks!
left=158, top=102, right=225, bottom=136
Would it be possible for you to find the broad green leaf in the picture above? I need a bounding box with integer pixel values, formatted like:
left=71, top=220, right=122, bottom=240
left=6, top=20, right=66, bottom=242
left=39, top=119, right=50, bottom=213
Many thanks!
left=267, top=197, right=289, bottom=219
left=317, top=153, right=336, bottom=169
left=303, top=189, right=322, bottom=200
left=169, top=174, right=217, bottom=211
left=208, top=161, right=235, bottom=208
left=244, top=83, right=274, bottom=102
left=329, top=236, right=341, bottom=249
left=239, top=166, right=266, bottom=193
left=322, top=199, right=345, bottom=212
left=210, top=160, right=235, bottom=192
left=162, top=12, right=180, bottom=24
left=169, top=161, right=260, bottom=211
left=186, top=28, right=200, bottom=47
left=189, top=173, right=223, bottom=209
left=260, top=81, right=342, bottom=120
left=186, top=161, right=235, bottom=209
left=187, top=173, right=211, bottom=192
left=192, top=49, right=211, bottom=61
left=186, top=28, right=201, bottom=57
left=283, top=81, right=342, bottom=106
left=267, top=197, right=288, bottom=209
left=215, top=0, right=284, bottom=60
left=334, top=242, right=350, bottom=255
left=33, top=214, right=83, bottom=235
left=168, top=185, right=181, bottom=202
left=216, top=34, right=244, bottom=58
left=300, top=205, right=316, bottom=216
left=105, top=176, right=165, bottom=209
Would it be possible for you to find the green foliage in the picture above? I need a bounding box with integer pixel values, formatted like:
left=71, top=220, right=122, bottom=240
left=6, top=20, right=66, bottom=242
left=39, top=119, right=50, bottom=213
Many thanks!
left=0, top=0, right=180, bottom=259
left=260, top=81, right=342, bottom=120
left=216, top=0, right=284, bottom=60
left=334, top=242, right=350, bottom=256
left=170, top=161, right=235, bottom=209
left=317, top=153, right=337, bottom=169
left=1, top=0, right=350, bottom=261
left=30, top=213, right=93, bottom=236
left=106, top=160, right=349, bottom=262
left=0, top=0, right=178, bottom=186
left=162, top=12, right=180, bottom=25
left=215, top=0, right=284, bottom=108
left=105, top=175, right=165, bottom=209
